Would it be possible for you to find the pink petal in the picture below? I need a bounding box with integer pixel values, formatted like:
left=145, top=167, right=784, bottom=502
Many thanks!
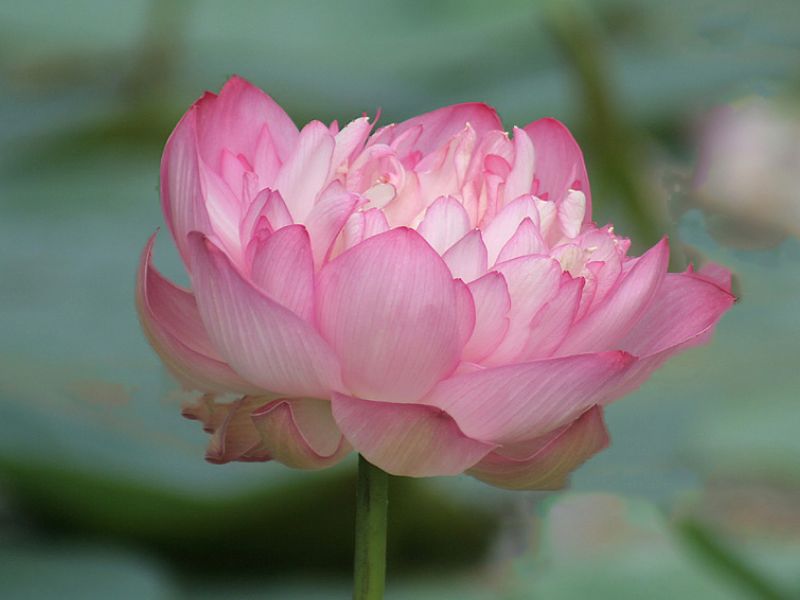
left=304, top=183, right=360, bottom=267
left=442, top=229, right=488, bottom=282
left=160, top=107, right=213, bottom=266
left=496, top=217, right=547, bottom=263
left=136, top=233, right=260, bottom=394
left=331, top=393, right=495, bottom=476
left=619, top=270, right=735, bottom=357
left=504, top=127, right=536, bottom=201
left=195, top=75, right=298, bottom=167
left=273, top=120, right=335, bottom=222
left=524, top=118, right=591, bottom=219
left=557, top=190, right=587, bottom=238
left=556, top=238, right=670, bottom=355
left=417, top=195, right=471, bottom=254
left=484, top=255, right=562, bottom=365
left=482, top=195, right=541, bottom=266
left=468, top=406, right=609, bottom=490
left=462, top=272, right=511, bottom=363
left=316, top=228, right=463, bottom=404
left=250, top=224, right=315, bottom=321
left=453, top=279, right=477, bottom=348
left=516, top=275, right=584, bottom=361
left=422, top=351, right=633, bottom=444
left=188, top=233, right=343, bottom=397
left=331, top=116, right=372, bottom=171
left=251, top=398, right=351, bottom=469
left=239, top=189, right=293, bottom=247
left=371, top=102, right=503, bottom=155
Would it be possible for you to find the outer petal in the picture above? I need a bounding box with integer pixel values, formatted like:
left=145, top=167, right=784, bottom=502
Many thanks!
left=273, top=120, right=335, bottom=222
left=317, top=228, right=463, bottom=404
left=331, top=393, right=495, bottom=477
left=524, top=117, right=591, bottom=218
left=188, top=233, right=343, bottom=397
left=371, top=102, right=503, bottom=155
left=251, top=398, right=351, bottom=469
left=468, top=406, right=609, bottom=490
left=136, top=233, right=260, bottom=394
left=160, top=107, right=213, bottom=266
left=422, top=351, right=633, bottom=444
left=556, top=238, right=670, bottom=355
left=619, top=270, right=735, bottom=357
left=250, top=224, right=315, bottom=321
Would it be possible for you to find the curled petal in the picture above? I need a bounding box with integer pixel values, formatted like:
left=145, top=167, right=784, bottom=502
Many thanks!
left=252, top=398, right=351, bottom=469
left=317, top=228, right=463, bottom=403
left=188, top=233, right=343, bottom=397
left=422, top=351, right=633, bottom=444
left=136, top=233, right=260, bottom=394
left=468, top=406, right=609, bottom=490
left=331, top=393, right=495, bottom=477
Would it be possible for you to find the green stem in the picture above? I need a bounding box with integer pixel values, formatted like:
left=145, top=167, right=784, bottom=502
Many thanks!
left=353, top=455, right=389, bottom=600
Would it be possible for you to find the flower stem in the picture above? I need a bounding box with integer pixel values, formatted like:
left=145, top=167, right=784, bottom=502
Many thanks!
left=353, top=454, right=389, bottom=600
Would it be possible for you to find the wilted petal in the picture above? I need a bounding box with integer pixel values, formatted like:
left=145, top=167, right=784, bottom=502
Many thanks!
left=317, top=228, right=462, bottom=404
left=422, top=351, right=633, bottom=444
left=188, top=233, right=343, bottom=397
left=468, top=406, right=609, bottom=490
left=183, top=395, right=270, bottom=464
left=252, top=398, right=351, bottom=469
left=331, top=393, right=495, bottom=476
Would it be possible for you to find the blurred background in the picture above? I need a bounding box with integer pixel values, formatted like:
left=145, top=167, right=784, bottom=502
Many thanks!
left=1, top=0, right=799, bottom=598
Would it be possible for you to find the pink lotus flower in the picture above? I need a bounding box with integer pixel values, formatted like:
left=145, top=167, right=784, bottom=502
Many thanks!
left=137, top=76, right=734, bottom=489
